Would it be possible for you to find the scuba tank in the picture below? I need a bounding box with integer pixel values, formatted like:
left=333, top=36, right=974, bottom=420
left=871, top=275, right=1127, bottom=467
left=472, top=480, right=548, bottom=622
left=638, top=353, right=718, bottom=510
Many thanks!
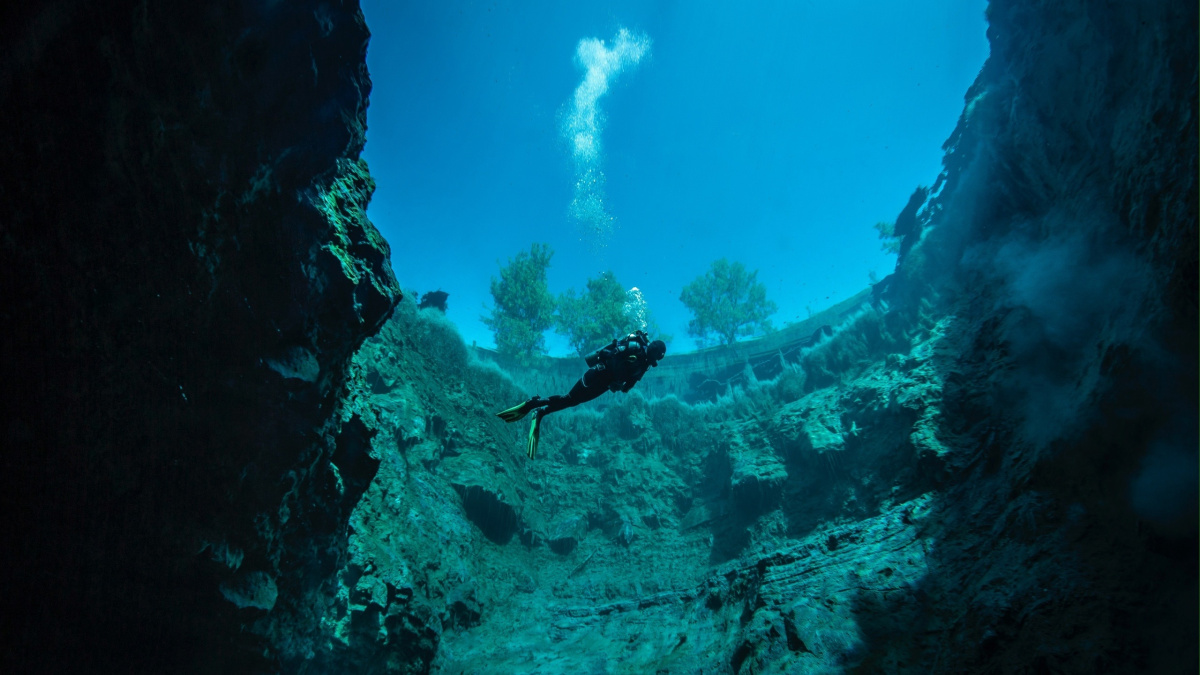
left=585, top=332, right=647, bottom=368
left=585, top=341, right=616, bottom=368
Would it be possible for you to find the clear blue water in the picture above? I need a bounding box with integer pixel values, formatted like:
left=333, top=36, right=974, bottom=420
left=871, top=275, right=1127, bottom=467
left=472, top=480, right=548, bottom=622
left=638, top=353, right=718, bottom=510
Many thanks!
left=361, top=0, right=989, bottom=354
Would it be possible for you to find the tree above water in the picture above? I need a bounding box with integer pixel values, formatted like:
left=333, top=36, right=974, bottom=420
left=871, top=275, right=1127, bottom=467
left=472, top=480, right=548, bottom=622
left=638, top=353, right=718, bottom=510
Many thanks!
left=555, top=271, right=661, bottom=357
left=482, top=243, right=555, bottom=362
left=680, top=258, right=777, bottom=347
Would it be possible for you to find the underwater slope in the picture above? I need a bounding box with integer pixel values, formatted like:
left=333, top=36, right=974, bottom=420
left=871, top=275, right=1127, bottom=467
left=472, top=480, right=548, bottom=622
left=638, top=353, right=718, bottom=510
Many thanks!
left=334, top=0, right=1197, bottom=673
left=0, top=1, right=398, bottom=671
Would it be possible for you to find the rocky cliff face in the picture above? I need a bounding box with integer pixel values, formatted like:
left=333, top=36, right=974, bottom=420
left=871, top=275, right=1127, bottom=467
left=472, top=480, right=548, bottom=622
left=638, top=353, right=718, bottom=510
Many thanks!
left=325, top=1, right=1196, bottom=673
left=0, top=2, right=398, bottom=671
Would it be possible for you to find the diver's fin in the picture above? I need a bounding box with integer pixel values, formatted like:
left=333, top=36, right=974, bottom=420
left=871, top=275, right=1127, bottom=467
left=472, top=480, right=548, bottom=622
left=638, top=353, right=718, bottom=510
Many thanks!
left=496, top=398, right=539, bottom=423
left=526, top=414, right=542, bottom=460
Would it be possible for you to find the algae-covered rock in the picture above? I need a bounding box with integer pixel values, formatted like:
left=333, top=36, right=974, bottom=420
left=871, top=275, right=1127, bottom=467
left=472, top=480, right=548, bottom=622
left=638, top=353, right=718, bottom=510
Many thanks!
left=727, top=428, right=787, bottom=514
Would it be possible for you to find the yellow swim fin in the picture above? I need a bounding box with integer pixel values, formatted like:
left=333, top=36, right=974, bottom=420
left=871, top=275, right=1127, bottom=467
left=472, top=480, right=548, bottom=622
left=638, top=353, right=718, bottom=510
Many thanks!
left=526, top=414, right=542, bottom=460
left=496, top=398, right=538, bottom=423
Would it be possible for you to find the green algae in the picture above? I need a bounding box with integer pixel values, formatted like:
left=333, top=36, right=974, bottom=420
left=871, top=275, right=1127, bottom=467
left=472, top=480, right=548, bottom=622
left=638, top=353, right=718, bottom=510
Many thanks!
left=312, top=157, right=399, bottom=315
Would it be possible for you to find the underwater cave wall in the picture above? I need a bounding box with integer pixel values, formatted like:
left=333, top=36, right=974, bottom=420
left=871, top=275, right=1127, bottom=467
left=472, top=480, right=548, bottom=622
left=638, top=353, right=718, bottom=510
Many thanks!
left=866, top=0, right=1199, bottom=671
left=890, top=0, right=1198, bottom=480
left=0, top=1, right=398, bottom=671
left=887, top=0, right=1197, bottom=329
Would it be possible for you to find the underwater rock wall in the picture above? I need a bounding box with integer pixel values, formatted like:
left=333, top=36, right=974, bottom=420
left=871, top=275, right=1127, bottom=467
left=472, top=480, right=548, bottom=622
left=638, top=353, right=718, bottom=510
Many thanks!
left=861, top=0, right=1199, bottom=670
left=888, top=0, right=1197, bottom=326
left=344, top=296, right=947, bottom=673
left=0, top=2, right=398, bottom=671
left=334, top=0, right=1196, bottom=673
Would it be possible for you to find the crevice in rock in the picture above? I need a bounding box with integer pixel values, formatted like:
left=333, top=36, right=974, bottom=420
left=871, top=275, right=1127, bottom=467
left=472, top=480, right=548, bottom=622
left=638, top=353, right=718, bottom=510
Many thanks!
left=456, top=484, right=520, bottom=545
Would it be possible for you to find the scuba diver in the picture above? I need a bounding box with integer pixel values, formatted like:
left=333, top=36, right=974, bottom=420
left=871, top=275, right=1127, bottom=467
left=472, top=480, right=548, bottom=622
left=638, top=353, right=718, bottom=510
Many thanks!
left=495, top=330, right=667, bottom=459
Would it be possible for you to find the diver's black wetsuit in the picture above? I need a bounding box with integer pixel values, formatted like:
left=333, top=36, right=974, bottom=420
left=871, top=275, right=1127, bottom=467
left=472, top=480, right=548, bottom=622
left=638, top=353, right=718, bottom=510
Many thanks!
left=533, top=332, right=655, bottom=418
left=495, top=330, right=665, bottom=458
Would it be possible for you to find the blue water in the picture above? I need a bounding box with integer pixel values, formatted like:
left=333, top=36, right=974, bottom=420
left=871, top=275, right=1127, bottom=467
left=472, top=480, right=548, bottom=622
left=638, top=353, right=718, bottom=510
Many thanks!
left=361, top=0, right=989, bottom=354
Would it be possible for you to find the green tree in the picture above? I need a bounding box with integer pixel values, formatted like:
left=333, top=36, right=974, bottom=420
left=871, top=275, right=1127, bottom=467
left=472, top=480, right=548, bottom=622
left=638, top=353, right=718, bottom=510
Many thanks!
left=482, top=243, right=555, bottom=362
left=680, top=258, right=777, bottom=347
left=555, top=271, right=656, bottom=356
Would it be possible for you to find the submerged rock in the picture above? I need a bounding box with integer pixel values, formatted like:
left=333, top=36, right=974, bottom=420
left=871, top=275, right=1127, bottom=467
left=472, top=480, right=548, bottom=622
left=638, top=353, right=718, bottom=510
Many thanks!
left=0, top=1, right=399, bottom=670
left=728, top=431, right=787, bottom=515
left=220, top=571, right=279, bottom=612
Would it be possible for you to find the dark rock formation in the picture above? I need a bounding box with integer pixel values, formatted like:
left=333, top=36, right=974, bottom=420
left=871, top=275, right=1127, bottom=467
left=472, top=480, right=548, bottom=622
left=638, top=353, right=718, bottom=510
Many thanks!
left=0, top=1, right=398, bottom=671
left=456, top=483, right=521, bottom=545
left=861, top=1, right=1199, bottom=671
